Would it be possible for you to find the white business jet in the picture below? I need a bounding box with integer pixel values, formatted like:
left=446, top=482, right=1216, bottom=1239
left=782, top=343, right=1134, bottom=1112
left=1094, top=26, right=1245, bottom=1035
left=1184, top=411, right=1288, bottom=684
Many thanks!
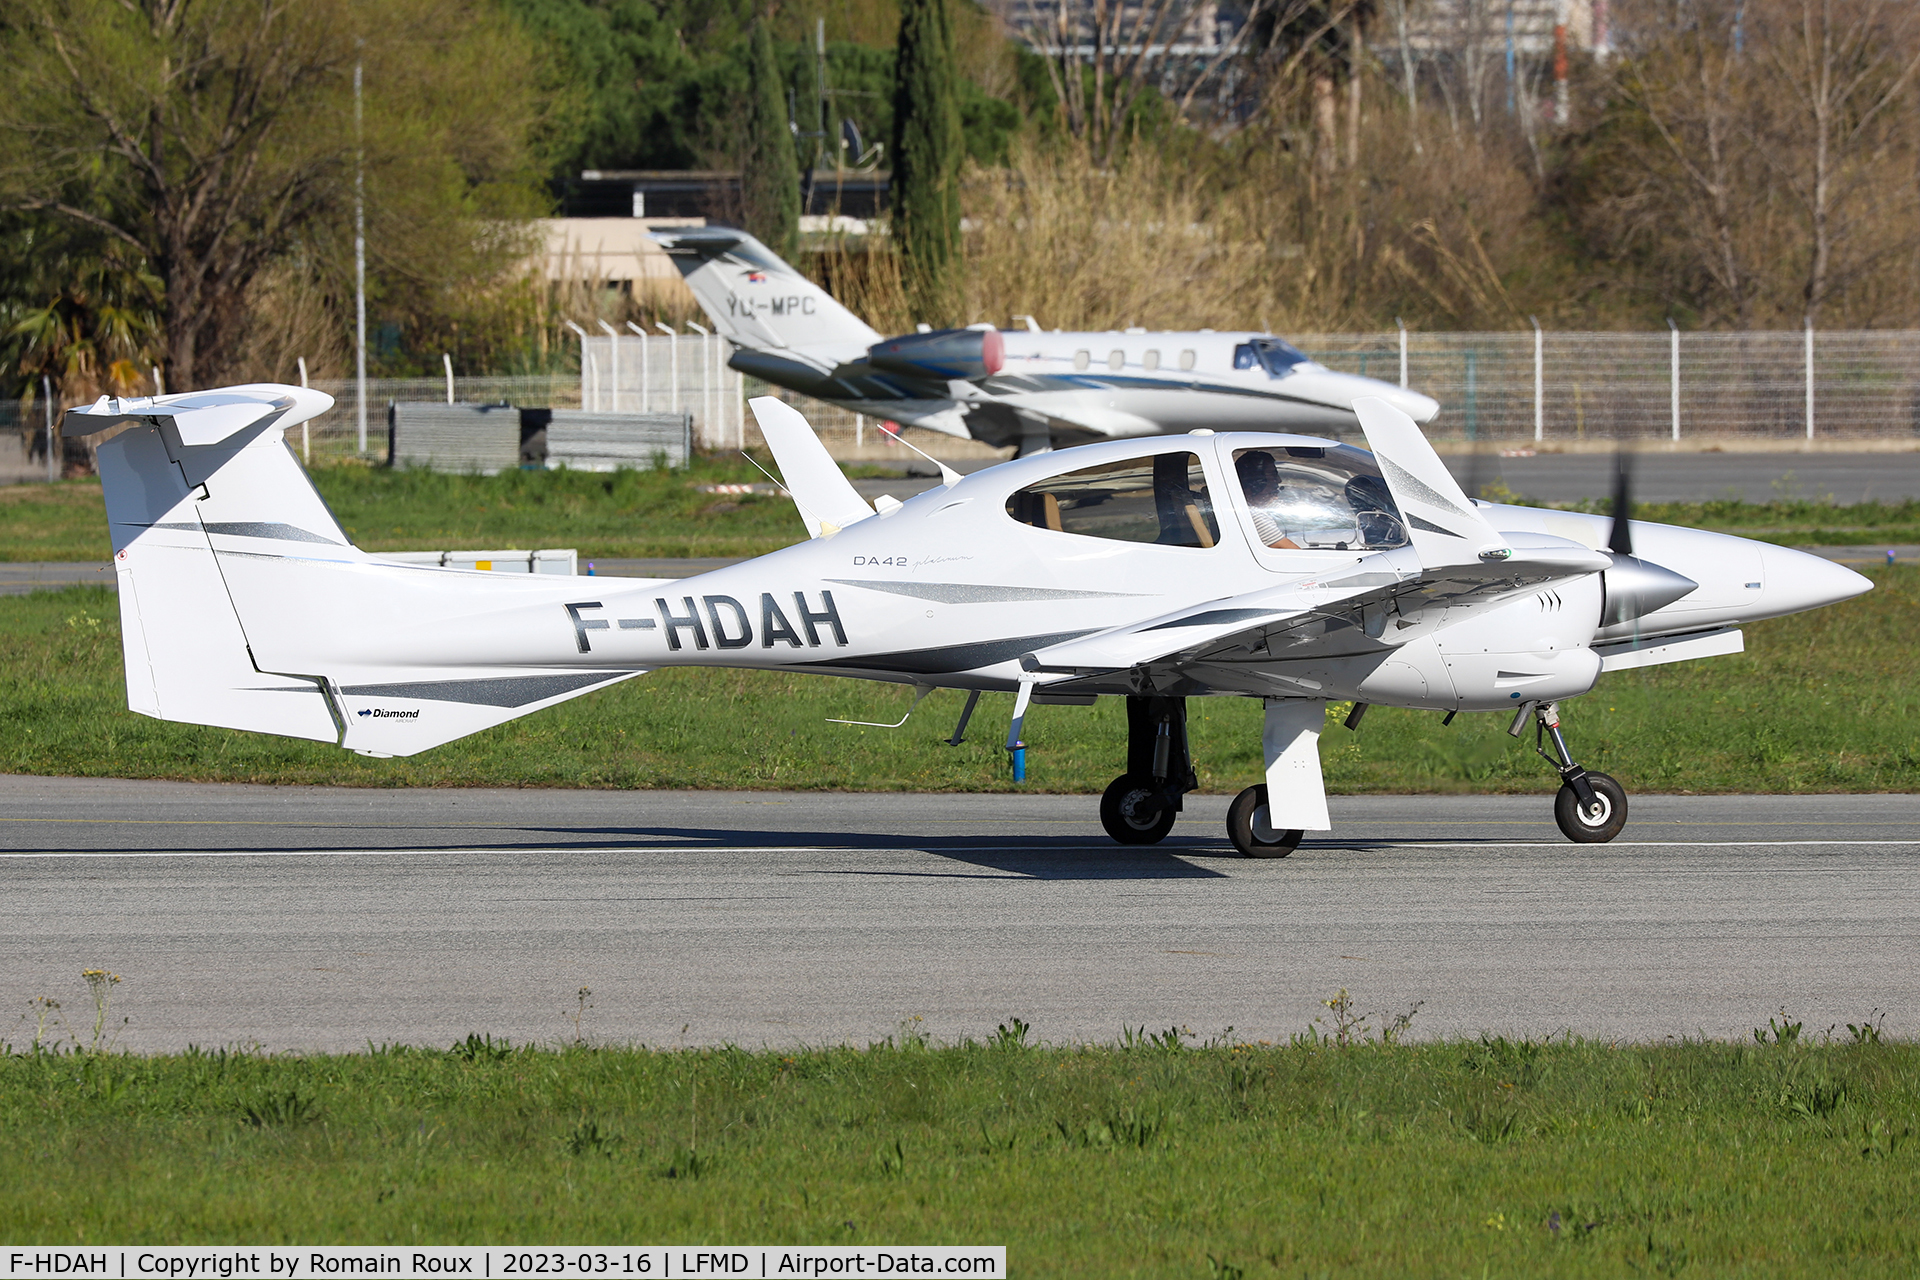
left=651, top=228, right=1438, bottom=456
left=67, top=385, right=1866, bottom=852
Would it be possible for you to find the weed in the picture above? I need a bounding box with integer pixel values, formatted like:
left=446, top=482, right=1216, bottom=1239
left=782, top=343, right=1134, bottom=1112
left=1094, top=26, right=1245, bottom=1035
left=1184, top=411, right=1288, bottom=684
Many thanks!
left=1206, top=1255, right=1244, bottom=1280
left=1121, top=1024, right=1192, bottom=1051
left=1754, top=1013, right=1803, bottom=1047
left=1858, top=1118, right=1910, bottom=1159
left=568, top=987, right=592, bottom=1045
left=1319, top=990, right=1366, bottom=1046
left=1057, top=1107, right=1166, bottom=1150
left=876, top=1138, right=906, bottom=1177
left=1782, top=1081, right=1847, bottom=1119
left=989, top=1017, right=1031, bottom=1051
left=563, top=1120, right=622, bottom=1157
left=658, top=1147, right=711, bottom=1179
left=24, top=997, right=62, bottom=1053
left=1848, top=1011, right=1887, bottom=1045
left=80, top=970, right=121, bottom=1054
left=450, top=1033, right=512, bottom=1064
left=241, top=1090, right=321, bottom=1128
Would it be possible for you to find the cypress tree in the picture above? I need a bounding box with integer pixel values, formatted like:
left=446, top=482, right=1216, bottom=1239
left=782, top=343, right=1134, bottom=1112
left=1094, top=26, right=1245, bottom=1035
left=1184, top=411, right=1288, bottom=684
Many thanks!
left=740, top=20, right=800, bottom=260
left=889, top=0, right=964, bottom=326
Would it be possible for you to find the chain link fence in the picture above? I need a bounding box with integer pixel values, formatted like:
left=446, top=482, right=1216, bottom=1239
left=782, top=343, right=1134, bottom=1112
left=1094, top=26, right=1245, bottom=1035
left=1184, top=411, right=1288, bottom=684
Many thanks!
left=44, top=326, right=1916, bottom=474
left=1298, top=329, right=1920, bottom=443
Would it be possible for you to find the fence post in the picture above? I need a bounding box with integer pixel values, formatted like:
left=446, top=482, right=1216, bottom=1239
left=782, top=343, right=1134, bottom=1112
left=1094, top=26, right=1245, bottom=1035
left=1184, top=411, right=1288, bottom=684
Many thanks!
left=1531, top=316, right=1543, bottom=443
left=564, top=321, right=589, bottom=410
left=688, top=321, right=712, bottom=445
left=1464, top=349, right=1478, bottom=441
left=1668, top=318, right=1680, bottom=442
left=442, top=353, right=454, bottom=405
left=43, top=375, right=55, bottom=483
left=597, top=320, right=620, bottom=413
left=1804, top=319, right=1814, bottom=441
left=1396, top=317, right=1408, bottom=389
left=656, top=322, right=679, bottom=423
left=627, top=322, right=649, bottom=411
left=297, top=358, right=310, bottom=464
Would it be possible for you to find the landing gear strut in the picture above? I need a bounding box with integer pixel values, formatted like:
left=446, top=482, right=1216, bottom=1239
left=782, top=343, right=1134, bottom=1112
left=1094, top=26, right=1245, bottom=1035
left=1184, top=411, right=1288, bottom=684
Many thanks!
left=1099, top=696, right=1196, bottom=845
left=1513, top=701, right=1629, bottom=843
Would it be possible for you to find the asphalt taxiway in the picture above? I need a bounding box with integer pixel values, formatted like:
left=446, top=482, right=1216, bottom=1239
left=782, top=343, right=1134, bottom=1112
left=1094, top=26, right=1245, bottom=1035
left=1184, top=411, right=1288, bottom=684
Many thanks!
left=4, top=778, right=1915, bottom=1052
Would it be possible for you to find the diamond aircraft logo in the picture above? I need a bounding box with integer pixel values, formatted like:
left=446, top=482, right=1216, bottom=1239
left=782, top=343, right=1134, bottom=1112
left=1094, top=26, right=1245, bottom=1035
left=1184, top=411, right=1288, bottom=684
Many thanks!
left=357, top=708, right=420, bottom=719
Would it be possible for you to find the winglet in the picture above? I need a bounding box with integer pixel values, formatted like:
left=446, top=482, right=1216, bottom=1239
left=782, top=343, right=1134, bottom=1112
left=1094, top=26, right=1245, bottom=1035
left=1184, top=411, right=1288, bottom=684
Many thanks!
left=1352, top=396, right=1510, bottom=567
left=748, top=397, right=875, bottom=539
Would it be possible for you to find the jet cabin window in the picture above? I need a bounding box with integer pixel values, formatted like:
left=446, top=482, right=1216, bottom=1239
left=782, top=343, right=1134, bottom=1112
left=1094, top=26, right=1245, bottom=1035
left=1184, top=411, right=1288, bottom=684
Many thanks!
left=1232, top=337, right=1312, bottom=378
left=1006, top=452, right=1221, bottom=549
left=1231, top=445, right=1409, bottom=551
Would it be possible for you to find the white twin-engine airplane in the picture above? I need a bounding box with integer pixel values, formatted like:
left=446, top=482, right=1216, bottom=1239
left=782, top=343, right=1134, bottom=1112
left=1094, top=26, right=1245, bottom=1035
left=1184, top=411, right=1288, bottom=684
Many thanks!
left=70, top=384, right=1867, bottom=854
left=651, top=228, right=1439, bottom=455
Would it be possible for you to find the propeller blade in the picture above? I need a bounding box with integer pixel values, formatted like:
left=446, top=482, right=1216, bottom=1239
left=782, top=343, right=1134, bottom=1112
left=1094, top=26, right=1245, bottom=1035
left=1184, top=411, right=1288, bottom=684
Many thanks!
left=1607, top=448, right=1634, bottom=556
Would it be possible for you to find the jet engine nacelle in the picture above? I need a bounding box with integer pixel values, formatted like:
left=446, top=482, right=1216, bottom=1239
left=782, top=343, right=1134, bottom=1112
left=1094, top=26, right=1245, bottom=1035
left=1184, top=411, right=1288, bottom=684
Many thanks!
left=867, top=328, right=1005, bottom=380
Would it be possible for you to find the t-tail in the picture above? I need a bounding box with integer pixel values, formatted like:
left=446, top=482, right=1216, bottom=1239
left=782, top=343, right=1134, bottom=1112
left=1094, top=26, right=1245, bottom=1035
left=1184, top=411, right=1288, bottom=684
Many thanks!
left=66, top=386, right=650, bottom=758
left=650, top=227, right=880, bottom=359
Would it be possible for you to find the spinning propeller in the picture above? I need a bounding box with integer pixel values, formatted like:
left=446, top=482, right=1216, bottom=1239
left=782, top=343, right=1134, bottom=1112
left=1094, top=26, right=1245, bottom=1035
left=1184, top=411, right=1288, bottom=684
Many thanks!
left=1608, top=447, right=1635, bottom=556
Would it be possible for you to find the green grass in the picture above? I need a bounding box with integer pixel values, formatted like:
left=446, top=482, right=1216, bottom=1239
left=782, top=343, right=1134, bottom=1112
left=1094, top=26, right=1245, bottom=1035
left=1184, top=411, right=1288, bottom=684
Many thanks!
left=8, top=459, right=1920, bottom=564
left=1553, top=496, right=1920, bottom=547
left=4, top=1032, right=1918, bottom=1272
left=0, top=456, right=813, bottom=564
left=4, top=566, right=1916, bottom=792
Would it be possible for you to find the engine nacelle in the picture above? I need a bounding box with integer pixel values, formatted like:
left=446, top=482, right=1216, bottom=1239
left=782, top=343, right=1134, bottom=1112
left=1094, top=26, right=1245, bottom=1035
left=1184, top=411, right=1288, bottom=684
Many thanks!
left=867, top=328, right=1005, bottom=380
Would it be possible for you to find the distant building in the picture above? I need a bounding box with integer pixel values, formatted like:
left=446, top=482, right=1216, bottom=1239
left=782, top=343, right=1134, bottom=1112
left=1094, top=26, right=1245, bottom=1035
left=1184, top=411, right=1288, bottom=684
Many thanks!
left=562, top=171, right=891, bottom=224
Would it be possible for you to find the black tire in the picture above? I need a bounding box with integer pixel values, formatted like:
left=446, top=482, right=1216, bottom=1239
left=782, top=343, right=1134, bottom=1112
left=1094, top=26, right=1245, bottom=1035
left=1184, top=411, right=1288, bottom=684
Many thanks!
left=1099, top=774, right=1176, bottom=845
left=1226, top=784, right=1304, bottom=859
left=1554, top=771, right=1629, bottom=843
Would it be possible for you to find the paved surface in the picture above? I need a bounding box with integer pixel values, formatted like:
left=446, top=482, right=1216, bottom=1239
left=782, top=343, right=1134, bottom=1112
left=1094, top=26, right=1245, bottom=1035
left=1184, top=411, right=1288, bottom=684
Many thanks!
left=851, top=452, right=1920, bottom=504
left=4, top=778, right=1915, bottom=1052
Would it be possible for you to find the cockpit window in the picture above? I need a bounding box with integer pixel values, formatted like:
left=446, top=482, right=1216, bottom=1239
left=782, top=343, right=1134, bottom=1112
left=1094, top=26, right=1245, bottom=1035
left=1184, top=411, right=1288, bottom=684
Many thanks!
left=1231, top=445, right=1408, bottom=551
left=1006, top=452, right=1220, bottom=548
left=1232, top=338, right=1313, bottom=378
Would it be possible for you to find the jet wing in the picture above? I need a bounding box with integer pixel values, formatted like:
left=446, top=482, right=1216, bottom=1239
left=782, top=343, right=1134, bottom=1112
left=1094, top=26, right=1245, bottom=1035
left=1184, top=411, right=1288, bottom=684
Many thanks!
left=1020, top=543, right=1609, bottom=684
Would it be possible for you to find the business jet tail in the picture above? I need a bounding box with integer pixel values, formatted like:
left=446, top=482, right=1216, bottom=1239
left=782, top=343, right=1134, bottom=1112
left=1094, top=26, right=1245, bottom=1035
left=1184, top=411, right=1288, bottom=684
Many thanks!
left=651, top=227, right=881, bottom=355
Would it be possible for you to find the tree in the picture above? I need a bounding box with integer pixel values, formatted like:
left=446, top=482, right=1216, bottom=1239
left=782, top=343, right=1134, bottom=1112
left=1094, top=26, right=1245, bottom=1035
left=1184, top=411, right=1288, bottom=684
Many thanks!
left=0, top=0, right=544, bottom=391
left=741, top=19, right=802, bottom=261
left=891, top=0, right=965, bottom=325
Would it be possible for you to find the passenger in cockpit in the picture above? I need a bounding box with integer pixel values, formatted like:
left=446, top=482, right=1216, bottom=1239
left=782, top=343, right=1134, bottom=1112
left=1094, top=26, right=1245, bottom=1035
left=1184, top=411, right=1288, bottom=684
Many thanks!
left=1234, top=451, right=1302, bottom=549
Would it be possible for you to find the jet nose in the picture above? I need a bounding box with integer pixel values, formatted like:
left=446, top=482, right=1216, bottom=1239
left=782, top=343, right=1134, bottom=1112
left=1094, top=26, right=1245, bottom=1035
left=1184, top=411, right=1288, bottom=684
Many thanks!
left=1757, top=544, right=1874, bottom=615
left=1318, top=372, right=1440, bottom=422
left=1388, top=387, right=1441, bottom=423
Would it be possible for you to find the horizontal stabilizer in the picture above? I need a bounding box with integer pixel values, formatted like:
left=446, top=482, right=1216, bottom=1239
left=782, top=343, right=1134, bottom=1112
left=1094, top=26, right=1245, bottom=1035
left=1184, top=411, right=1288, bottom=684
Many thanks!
left=94, top=383, right=656, bottom=757
left=65, top=385, right=335, bottom=445
left=749, top=397, right=875, bottom=538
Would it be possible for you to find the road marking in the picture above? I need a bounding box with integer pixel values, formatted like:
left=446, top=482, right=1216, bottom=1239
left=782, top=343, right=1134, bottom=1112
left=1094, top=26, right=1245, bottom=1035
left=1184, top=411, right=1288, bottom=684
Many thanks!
left=3, top=839, right=1919, bottom=860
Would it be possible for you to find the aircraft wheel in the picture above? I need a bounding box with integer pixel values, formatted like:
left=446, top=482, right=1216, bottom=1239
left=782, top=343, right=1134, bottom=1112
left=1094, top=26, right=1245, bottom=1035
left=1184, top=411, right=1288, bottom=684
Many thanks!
left=1099, top=774, right=1176, bottom=845
left=1554, top=772, right=1629, bottom=843
left=1227, top=784, right=1304, bottom=859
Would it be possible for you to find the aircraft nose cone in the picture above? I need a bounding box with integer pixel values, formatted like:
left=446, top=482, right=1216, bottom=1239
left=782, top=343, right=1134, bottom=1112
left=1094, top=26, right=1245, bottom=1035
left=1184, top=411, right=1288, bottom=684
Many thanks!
left=1758, top=544, right=1874, bottom=614
left=1391, top=388, right=1441, bottom=423
left=1319, top=373, right=1440, bottom=422
left=1602, top=553, right=1699, bottom=625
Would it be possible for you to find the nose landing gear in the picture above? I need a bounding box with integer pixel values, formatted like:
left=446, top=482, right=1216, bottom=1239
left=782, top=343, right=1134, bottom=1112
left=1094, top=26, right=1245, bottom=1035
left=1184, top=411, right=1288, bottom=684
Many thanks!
left=1512, top=701, right=1629, bottom=843
left=1098, top=696, right=1196, bottom=845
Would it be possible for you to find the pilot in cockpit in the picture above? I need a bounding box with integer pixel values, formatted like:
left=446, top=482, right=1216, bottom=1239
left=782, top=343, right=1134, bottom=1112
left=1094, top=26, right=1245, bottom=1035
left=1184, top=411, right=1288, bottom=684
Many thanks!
left=1234, top=450, right=1301, bottom=549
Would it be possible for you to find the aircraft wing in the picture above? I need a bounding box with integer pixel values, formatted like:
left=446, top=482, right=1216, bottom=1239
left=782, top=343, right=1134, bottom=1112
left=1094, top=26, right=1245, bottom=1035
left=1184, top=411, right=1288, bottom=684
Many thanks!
left=1020, top=543, right=1609, bottom=684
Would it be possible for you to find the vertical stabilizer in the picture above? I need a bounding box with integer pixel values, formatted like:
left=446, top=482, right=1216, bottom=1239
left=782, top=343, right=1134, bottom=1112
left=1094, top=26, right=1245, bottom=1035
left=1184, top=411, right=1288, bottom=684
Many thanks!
left=652, top=228, right=881, bottom=354
left=748, top=397, right=875, bottom=538
left=1353, top=396, right=1511, bottom=567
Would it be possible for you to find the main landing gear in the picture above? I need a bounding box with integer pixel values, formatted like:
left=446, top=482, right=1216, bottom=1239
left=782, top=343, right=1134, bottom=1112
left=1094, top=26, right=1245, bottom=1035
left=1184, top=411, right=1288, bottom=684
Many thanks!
left=1098, top=696, right=1309, bottom=857
left=1512, top=700, right=1629, bottom=843
left=1099, top=696, right=1197, bottom=845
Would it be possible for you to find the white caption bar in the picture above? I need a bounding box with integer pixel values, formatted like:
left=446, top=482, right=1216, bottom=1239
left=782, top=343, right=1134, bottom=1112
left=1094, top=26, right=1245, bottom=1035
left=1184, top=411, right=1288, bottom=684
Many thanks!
left=1, top=1250, right=1004, bottom=1280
